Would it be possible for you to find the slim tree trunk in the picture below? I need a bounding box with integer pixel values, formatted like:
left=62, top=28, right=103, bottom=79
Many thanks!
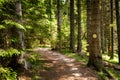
left=100, top=0, right=105, bottom=54
left=86, top=0, right=91, bottom=53
left=15, top=0, right=26, bottom=68
left=77, top=0, right=82, bottom=53
left=56, top=0, right=62, bottom=50
left=115, top=0, right=120, bottom=64
left=16, top=0, right=25, bottom=49
left=110, top=0, right=114, bottom=59
left=87, top=0, right=103, bottom=71
left=70, top=0, right=75, bottom=52
left=106, top=0, right=111, bottom=54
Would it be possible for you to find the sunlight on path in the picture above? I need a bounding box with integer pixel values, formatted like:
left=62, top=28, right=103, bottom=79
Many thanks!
left=34, top=48, right=99, bottom=80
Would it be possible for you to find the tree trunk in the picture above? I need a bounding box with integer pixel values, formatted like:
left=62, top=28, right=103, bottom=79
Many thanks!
left=86, top=0, right=91, bottom=53
left=56, top=0, right=62, bottom=50
left=70, top=0, right=75, bottom=52
left=100, top=0, right=105, bottom=54
left=15, top=0, right=26, bottom=69
left=110, top=0, right=114, bottom=59
left=16, top=0, right=25, bottom=49
left=77, top=0, right=82, bottom=53
left=115, top=0, right=120, bottom=64
left=103, top=0, right=110, bottom=53
left=87, top=0, right=103, bottom=71
left=106, top=0, right=111, bottom=54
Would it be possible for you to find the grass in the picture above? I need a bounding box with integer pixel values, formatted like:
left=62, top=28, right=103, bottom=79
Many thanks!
left=25, top=50, right=52, bottom=80
left=102, top=53, right=119, bottom=65
left=60, top=49, right=88, bottom=64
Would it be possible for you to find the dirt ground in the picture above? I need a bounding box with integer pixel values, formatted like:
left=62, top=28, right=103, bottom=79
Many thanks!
left=18, top=48, right=100, bottom=80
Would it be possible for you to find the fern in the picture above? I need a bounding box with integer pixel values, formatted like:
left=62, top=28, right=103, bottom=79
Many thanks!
left=0, top=67, right=17, bottom=80
left=3, top=20, right=26, bottom=31
left=0, top=48, right=21, bottom=57
left=0, top=25, right=5, bottom=29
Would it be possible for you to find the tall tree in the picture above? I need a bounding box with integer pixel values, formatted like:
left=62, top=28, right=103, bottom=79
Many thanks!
left=115, top=0, right=120, bottom=64
left=104, top=0, right=111, bottom=53
left=56, top=0, right=62, bottom=50
left=77, top=0, right=82, bottom=53
left=86, top=0, right=91, bottom=53
left=16, top=0, right=25, bottom=49
left=70, top=0, right=75, bottom=52
left=110, top=0, right=114, bottom=59
left=87, top=0, right=103, bottom=71
left=100, top=0, right=105, bottom=54
left=15, top=0, right=26, bottom=68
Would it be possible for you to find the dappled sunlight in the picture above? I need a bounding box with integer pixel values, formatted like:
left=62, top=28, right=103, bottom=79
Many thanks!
left=66, top=63, right=74, bottom=67
left=71, top=67, right=79, bottom=71
left=72, top=73, right=82, bottom=77
left=35, top=48, right=99, bottom=80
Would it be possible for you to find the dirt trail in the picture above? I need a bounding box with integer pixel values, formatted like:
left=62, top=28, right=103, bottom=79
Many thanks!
left=33, top=48, right=99, bottom=80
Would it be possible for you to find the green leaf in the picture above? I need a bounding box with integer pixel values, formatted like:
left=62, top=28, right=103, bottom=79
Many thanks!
left=0, top=25, right=5, bottom=29
left=4, top=20, right=26, bottom=31
left=0, top=48, right=21, bottom=57
left=0, top=67, right=17, bottom=80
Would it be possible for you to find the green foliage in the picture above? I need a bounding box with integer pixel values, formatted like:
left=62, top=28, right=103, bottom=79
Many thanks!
left=4, top=20, right=26, bottom=31
left=26, top=51, right=41, bottom=64
left=102, top=53, right=118, bottom=63
left=60, top=49, right=88, bottom=63
left=0, top=25, right=5, bottom=29
left=0, top=0, right=5, bottom=6
left=0, top=67, right=17, bottom=80
left=0, top=48, right=21, bottom=57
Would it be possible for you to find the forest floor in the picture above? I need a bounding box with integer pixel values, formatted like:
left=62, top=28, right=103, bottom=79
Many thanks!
left=18, top=48, right=100, bottom=80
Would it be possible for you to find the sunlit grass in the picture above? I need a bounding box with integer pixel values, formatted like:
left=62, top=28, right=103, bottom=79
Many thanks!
left=102, top=53, right=118, bottom=64
left=60, top=49, right=88, bottom=64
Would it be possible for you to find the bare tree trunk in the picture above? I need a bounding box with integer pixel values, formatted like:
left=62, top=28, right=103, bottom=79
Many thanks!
left=77, top=0, right=82, bottom=53
left=16, top=0, right=25, bottom=49
left=70, top=0, right=75, bottom=52
left=115, top=0, right=120, bottom=64
left=87, top=0, right=103, bottom=71
left=110, top=0, right=114, bottom=59
left=86, top=0, right=91, bottom=53
left=100, top=0, right=105, bottom=54
left=15, top=0, right=26, bottom=69
left=56, top=0, right=62, bottom=50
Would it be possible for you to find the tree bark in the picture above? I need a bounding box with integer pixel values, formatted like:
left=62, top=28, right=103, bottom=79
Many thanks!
left=87, top=0, right=103, bottom=71
left=15, top=0, right=26, bottom=69
left=70, top=0, right=75, bottom=52
left=100, top=0, right=105, bottom=54
left=77, top=0, right=82, bottom=53
left=110, top=0, right=114, bottom=59
left=56, top=0, right=62, bottom=50
left=86, top=0, right=91, bottom=53
left=115, top=0, right=120, bottom=64
left=16, top=0, right=25, bottom=49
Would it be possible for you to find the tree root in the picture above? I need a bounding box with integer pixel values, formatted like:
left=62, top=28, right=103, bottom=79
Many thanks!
left=102, top=67, right=115, bottom=79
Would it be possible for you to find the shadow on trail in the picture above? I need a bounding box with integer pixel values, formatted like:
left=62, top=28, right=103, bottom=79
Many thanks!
left=34, top=48, right=99, bottom=80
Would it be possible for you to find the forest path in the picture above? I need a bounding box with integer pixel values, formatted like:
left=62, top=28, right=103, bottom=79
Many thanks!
left=32, top=48, right=99, bottom=80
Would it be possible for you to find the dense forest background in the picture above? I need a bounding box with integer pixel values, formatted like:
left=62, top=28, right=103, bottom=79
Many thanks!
left=0, top=0, right=120, bottom=79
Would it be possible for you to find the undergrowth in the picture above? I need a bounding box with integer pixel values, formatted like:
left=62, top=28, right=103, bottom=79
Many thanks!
left=25, top=50, right=52, bottom=80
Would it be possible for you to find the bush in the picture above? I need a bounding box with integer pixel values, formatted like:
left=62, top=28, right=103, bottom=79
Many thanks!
left=0, top=67, right=17, bottom=80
